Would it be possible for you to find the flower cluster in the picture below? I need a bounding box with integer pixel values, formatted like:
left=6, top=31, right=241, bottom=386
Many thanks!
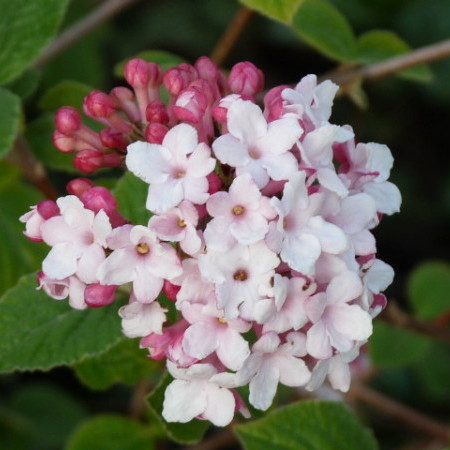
left=21, top=57, right=401, bottom=427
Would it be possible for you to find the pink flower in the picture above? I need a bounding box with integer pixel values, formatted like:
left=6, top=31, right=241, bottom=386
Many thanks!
left=119, top=301, right=167, bottom=338
left=205, top=174, right=275, bottom=250
left=126, top=123, right=216, bottom=213
left=212, top=99, right=302, bottom=188
left=97, top=225, right=182, bottom=303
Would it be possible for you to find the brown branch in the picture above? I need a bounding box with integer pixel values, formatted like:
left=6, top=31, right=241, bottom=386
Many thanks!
left=34, top=0, right=141, bottom=68
left=128, top=378, right=152, bottom=421
left=210, top=6, right=254, bottom=66
left=349, top=384, right=450, bottom=443
left=380, top=302, right=450, bottom=345
left=324, top=38, right=450, bottom=86
left=7, top=135, right=59, bottom=200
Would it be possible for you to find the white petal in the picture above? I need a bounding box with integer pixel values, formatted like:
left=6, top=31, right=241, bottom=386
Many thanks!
left=212, top=134, right=250, bottom=167
left=203, top=384, right=235, bottom=426
left=307, top=321, right=332, bottom=360
left=217, top=328, right=250, bottom=371
left=43, top=243, right=80, bottom=280
left=307, top=216, right=348, bottom=255
left=363, top=181, right=401, bottom=215
left=182, top=320, right=218, bottom=360
left=147, top=180, right=184, bottom=214
left=276, top=355, right=311, bottom=387
left=259, top=116, right=302, bottom=155
left=126, top=141, right=169, bottom=184
left=281, top=233, right=321, bottom=275
left=163, top=123, right=198, bottom=155
left=332, top=304, right=373, bottom=342
left=249, top=362, right=279, bottom=411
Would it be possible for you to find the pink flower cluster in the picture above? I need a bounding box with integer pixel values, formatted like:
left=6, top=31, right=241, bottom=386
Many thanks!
left=21, top=57, right=401, bottom=427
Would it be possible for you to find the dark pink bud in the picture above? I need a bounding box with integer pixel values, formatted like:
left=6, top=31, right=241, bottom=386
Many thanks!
left=195, top=56, right=219, bottom=82
left=73, top=150, right=105, bottom=174
left=229, top=62, right=264, bottom=97
left=212, top=105, right=227, bottom=123
left=163, top=65, right=196, bottom=96
left=145, top=123, right=168, bottom=144
left=124, top=58, right=150, bottom=88
left=145, top=101, right=169, bottom=124
left=264, top=85, right=288, bottom=121
left=80, top=186, right=117, bottom=212
left=100, top=128, right=129, bottom=150
left=66, top=178, right=94, bottom=197
left=147, top=62, right=163, bottom=86
left=372, top=293, right=387, bottom=311
left=162, top=280, right=180, bottom=302
left=84, top=284, right=118, bottom=307
left=55, top=106, right=82, bottom=134
left=36, top=200, right=60, bottom=219
left=83, top=90, right=116, bottom=118
left=207, top=172, right=222, bottom=194
left=195, top=204, right=207, bottom=220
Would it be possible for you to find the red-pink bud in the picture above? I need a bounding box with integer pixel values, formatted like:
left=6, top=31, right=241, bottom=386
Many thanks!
left=53, top=130, right=77, bottom=153
left=145, top=101, right=169, bottom=124
left=163, top=65, right=196, bottom=96
left=55, top=106, right=82, bottom=134
left=83, top=90, right=116, bottom=118
left=229, top=61, right=264, bottom=98
left=37, top=200, right=60, bottom=219
left=100, top=128, right=129, bottom=150
left=172, top=88, right=207, bottom=123
left=162, top=280, right=181, bottom=302
left=145, top=123, right=168, bottom=144
left=80, top=186, right=117, bottom=213
left=66, top=178, right=94, bottom=197
left=195, top=204, right=207, bottom=220
left=84, top=284, right=118, bottom=307
left=195, top=56, right=219, bottom=82
left=124, top=58, right=150, bottom=88
left=207, top=172, right=222, bottom=194
left=263, top=85, right=288, bottom=121
left=73, top=150, right=105, bottom=174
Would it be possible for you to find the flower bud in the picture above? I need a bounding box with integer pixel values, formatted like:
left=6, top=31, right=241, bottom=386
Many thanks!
left=162, top=280, right=181, bottom=302
left=124, top=58, right=151, bottom=88
left=83, top=90, right=116, bottom=118
left=207, top=172, right=222, bottom=194
left=145, top=101, right=169, bottom=124
left=84, top=284, right=118, bottom=307
left=229, top=61, right=264, bottom=98
left=110, top=86, right=140, bottom=122
left=100, top=128, right=129, bottom=150
left=145, top=123, right=168, bottom=144
left=73, top=150, right=105, bottom=174
left=163, top=64, right=197, bottom=96
left=172, top=88, right=207, bottom=123
left=195, top=56, right=219, bottom=82
left=66, top=178, right=94, bottom=197
left=55, top=106, right=82, bottom=134
left=36, top=200, right=60, bottom=219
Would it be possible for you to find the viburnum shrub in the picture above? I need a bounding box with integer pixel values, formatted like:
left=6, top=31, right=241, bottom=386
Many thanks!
left=21, top=57, right=401, bottom=426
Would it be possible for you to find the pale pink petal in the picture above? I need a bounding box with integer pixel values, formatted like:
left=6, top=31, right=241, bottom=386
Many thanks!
left=307, top=216, right=348, bottom=255
left=365, top=259, right=394, bottom=293
left=163, top=123, right=198, bottom=155
left=186, top=143, right=216, bottom=177
left=180, top=226, right=202, bottom=255
left=304, top=293, right=327, bottom=323
left=126, top=141, right=170, bottom=184
left=259, top=116, right=302, bottom=155
left=228, top=100, right=267, bottom=144
left=76, top=244, right=105, bottom=284
left=281, top=233, right=321, bottom=275
left=212, top=134, right=250, bottom=167
left=68, top=276, right=87, bottom=310
left=106, top=224, right=133, bottom=249
left=182, top=320, right=219, bottom=360
left=230, top=212, right=268, bottom=245
left=207, top=191, right=233, bottom=218
left=162, top=380, right=206, bottom=423
left=204, top=216, right=236, bottom=251
left=307, top=321, right=332, bottom=359
left=133, top=266, right=163, bottom=303
left=97, top=248, right=136, bottom=285
left=43, top=243, right=80, bottom=280
left=236, top=160, right=270, bottom=188
left=262, top=152, right=299, bottom=181
left=149, top=213, right=185, bottom=241
left=183, top=176, right=209, bottom=205
left=147, top=179, right=184, bottom=213
left=217, top=328, right=250, bottom=371
left=317, top=168, right=348, bottom=197
left=327, top=271, right=363, bottom=305
left=328, top=356, right=351, bottom=392
left=332, top=304, right=373, bottom=341
left=249, top=362, right=279, bottom=411
left=149, top=244, right=182, bottom=279
left=363, top=181, right=401, bottom=214
left=92, top=209, right=112, bottom=246
left=276, top=355, right=311, bottom=387
left=120, top=302, right=167, bottom=337
left=202, top=384, right=235, bottom=426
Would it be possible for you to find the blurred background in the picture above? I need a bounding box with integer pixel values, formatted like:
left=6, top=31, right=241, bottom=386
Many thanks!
left=1, top=0, right=449, bottom=448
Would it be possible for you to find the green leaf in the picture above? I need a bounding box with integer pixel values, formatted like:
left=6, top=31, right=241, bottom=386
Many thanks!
left=235, top=400, right=377, bottom=450
left=0, top=273, right=124, bottom=373
left=9, top=383, right=88, bottom=448
left=113, top=172, right=151, bottom=225
left=0, top=0, right=70, bottom=84
left=407, top=260, right=450, bottom=320
left=114, top=50, right=186, bottom=78
left=238, top=0, right=304, bottom=24
left=356, top=30, right=432, bottom=82
left=39, top=80, right=93, bottom=111
left=147, top=372, right=210, bottom=444
left=0, top=88, right=21, bottom=158
left=369, top=322, right=432, bottom=368
left=292, top=0, right=356, bottom=61
left=0, top=163, right=48, bottom=294
left=5, top=68, right=41, bottom=100
left=66, top=415, right=154, bottom=450
left=74, top=338, right=160, bottom=390
left=26, top=114, right=78, bottom=173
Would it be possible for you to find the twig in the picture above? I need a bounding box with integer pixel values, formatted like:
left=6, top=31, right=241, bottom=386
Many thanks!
left=210, top=6, right=254, bottom=66
left=324, top=38, right=450, bottom=86
left=7, top=135, right=59, bottom=200
left=128, top=378, right=152, bottom=421
left=380, top=302, right=450, bottom=345
left=349, top=384, right=450, bottom=443
left=187, top=429, right=236, bottom=450
left=34, top=0, right=141, bottom=68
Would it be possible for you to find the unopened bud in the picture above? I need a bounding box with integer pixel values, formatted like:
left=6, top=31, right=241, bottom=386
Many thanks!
left=83, top=90, right=116, bottom=118
left=229, top=62, right=264, bottom=98
left=145, top=123, right=168, bottom=144
left=207, top=172, right=222, bottom=194
left=100, top=128, right=129, bottom=150
left=36, top=200, right=60, bottom=219
left=84, top=284, right=118, bottom=307
left=162, top=280, right=180, bottom=302
left=66, top=178, right=94, bottom=197
left=146, top=101, right=169, bottom=124
left=55, top=106, right=82, bottom=134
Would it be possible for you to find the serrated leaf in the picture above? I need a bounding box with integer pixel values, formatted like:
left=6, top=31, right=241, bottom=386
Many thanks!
left=235, top=400, right=377, bottom=450
left=39, top=80, right=93, bottom=111
left=113, top=172, right=151, bottom=225
left=369, top=322, right=432, bottom=368
left=74, top=338, right=160, bottom=390
left=292, top=0, right=356, bottom=62
left=407, top=261, right=450, bottom=320
left=0, top=0, right=70, bottom=84
left=0, top=162, right=47, bottom=294
left=0, top=88, right=21, bottom=158
left=66, top=415, right=154, bottom=450
left=114, top=50, right=186, bottom=78
left=147, top=372, right=210, bottom=445
left=26, top=114, right=78, bottom=173
left=0, top=273, right=124, bottom=373
left=5, top=68, right=41, bottom=100
left=356, top=30, right=432, bottom=82
left=239, top=0, right=304, bottom=24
